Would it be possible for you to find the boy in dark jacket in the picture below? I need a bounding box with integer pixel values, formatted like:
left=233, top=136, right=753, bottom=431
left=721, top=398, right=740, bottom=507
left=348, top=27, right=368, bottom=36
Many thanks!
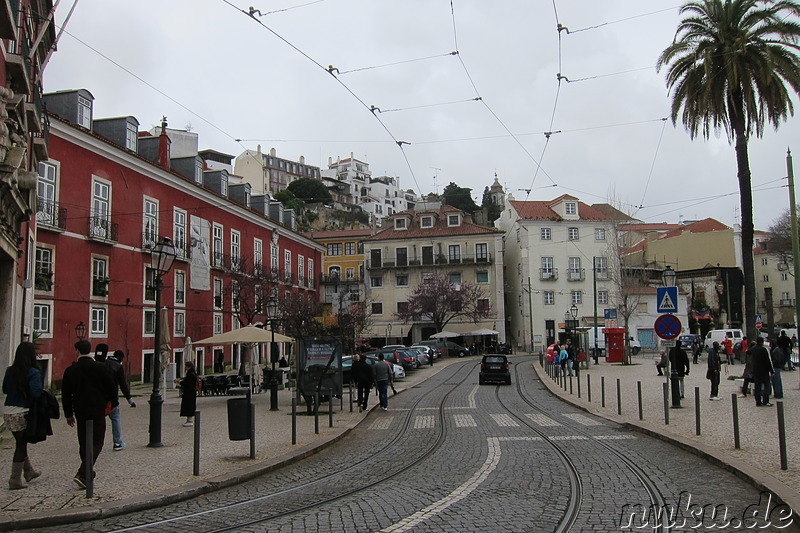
left=107, top=350, right=136, bottom=450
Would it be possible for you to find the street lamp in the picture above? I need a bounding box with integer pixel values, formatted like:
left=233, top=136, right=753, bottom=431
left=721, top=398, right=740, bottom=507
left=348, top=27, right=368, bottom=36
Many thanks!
left=75, top=321, right=87, bottom=340
left=265, top=296, right=280, bottom=411
left=662, top=265, right=681, bottom=408
left=148, top=237, right=176, bottom=448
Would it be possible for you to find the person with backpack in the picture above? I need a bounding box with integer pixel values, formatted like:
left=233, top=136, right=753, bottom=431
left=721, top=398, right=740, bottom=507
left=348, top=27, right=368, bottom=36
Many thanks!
left=770, top=338, right=787, bottom=399
left=107, top=350, right=136, bottom=451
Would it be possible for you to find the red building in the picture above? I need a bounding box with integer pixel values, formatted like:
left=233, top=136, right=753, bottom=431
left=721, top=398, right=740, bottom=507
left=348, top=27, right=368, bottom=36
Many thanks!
left=0, top=1, right=55, bottom=369
left=34, top=89, right=322, bottom=385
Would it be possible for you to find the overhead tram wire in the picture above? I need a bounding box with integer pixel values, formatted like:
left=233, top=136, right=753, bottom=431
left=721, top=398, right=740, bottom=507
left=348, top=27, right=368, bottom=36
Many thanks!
left=223, top=0, right=425, bottom=195
left=377, top=97, right=482, bottom=114
left=632, top=117, right=669, bottom=218
left=337, top=51, right=459, bottom=75
left=245, top=0, right=327, bottom=17
left=557, top=5, right=682, bottom=35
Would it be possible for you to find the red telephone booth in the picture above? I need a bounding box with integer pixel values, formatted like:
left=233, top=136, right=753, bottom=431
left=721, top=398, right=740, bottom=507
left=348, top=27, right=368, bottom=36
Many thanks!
left=604, top=327, right=625, bottom=363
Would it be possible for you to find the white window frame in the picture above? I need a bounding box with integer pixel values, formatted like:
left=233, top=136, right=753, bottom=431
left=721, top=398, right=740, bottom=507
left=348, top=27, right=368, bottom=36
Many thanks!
left=570, top=290, right=582, bottom=305
left=447, top=214, right=460, bottom=227
left=230, top=229, right=241, bottom=271
left=308, top=258, right=314, bottom=287
left=78, top=95, right=92, bottom=128
left=598, top=290, right=609, bottom=305
left=543, top=291, right=554, bottom=305
left=568, top=227, right=579, bottom=241
left=33, top=303, right=52, bottom=337
left=212, top=223, right=224, bottom=268
left=125, top=121, right=138, bottom=151
left=35, top=245, right=54, bottom=292
left=90, top=177, right=112, bottom=240
left=395, top=218, right=407, bottom=230
left=595, top=228, right=606, bottom=241
left=254, top=238, right=263, bottom=271
left=174, top=310, right=185, bottom=337
left=396, top=273, right=408, bottom=287
left=143, top=308, right=156, bottom=336
left=195, top=159, right=204, bottom=184
left=174, top=270, right=186, bottom=306
left=174, top=208, right=187, bottom=259
left=476, top=270, right=489, bottom=284
left=144, top=267, right=156, bottom=303
left=565, top=202, right=576, bottom=215
left=271, top=244, right=279, bottom=274
left=298, top=255, right=305, bottom=285
left=421, top=216, right=433, bottom=228
left=92, top=256, right=109, bottom=298
left=213, top=313, right=223, bottom=334
left=284, top=250, right=292, bottom=281
left=213, top=278, right=223, bottom=309
left=143, top=197, right=158, bottom=246
left=90, top=306, right=107, bottom=336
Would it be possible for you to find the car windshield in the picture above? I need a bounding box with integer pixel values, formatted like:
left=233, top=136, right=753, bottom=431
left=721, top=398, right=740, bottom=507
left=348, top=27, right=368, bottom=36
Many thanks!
left=484, top=356, right=505, bottom=364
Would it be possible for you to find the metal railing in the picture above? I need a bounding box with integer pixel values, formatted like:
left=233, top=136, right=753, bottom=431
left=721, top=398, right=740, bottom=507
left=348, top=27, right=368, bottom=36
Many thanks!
left=36, top=198, right=67, bottom=230
left=87, top=216, right=118, bottom=242
left=539, top=268, right=558, bottom=281
left=567, top=268, right=585, bottom=281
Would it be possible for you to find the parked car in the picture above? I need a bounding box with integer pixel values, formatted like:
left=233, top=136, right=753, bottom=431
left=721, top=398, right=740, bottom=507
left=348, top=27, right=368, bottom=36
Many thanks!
left=361, top=354, right=406, bottom=380
left=363, top=348, right=416, bottom=371
left=410, top=344, right=437, bottom=360
left=418, top=340, right=469, bottom=357
left=678, top=334, right=702, bottom=350
left=405, top=346, right=430, bottom=367
left=479, top=355, right=511, bottom=385
left=382, top=344, right=407, bottom=350
left=704, top=329, right=744, bottom=350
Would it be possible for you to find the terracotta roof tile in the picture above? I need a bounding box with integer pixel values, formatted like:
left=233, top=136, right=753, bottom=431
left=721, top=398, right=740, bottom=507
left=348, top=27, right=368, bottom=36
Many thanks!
left=366, top=206, right=500, bottom=241
left=510, top=199, right=610, bottom=221
left=658, top=218, right=730, bottom=240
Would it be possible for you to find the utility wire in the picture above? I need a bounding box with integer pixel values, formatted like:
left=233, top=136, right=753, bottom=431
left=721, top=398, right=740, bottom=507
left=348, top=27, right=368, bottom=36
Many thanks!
left=338, top=51, right=458, bottom=75
left=378, top=97, right=481, bottom=114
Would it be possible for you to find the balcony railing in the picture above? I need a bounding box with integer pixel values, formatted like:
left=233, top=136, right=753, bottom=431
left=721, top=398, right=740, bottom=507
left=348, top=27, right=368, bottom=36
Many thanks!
left=174, top=240, right=191, bottom=261
left=539, top=268, right=558, bottom=281
left=142, top=231, right=157, bottom=250
left=366, top=252, right=493, bottom=269
left=567, top=268, right=585, bottom=281
left=779, top=299, right=795, bottom=307
left=211, top=251, right=225, bottom=269
left=595, top=269, right=609, bottom=280
left=92, top=277, right=110, bottom=297
left=36, top=198, right=67, bottom=230
left=87, top=216, right=118, bottom=243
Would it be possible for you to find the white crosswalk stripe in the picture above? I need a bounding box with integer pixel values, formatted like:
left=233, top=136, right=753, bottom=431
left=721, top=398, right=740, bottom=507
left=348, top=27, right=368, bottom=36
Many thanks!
left=563, top=413, right=603, bottom=426
left=593, top=434, right=636, bottom=440
left=525, top=413, right=560, bottom=426
left=454, top=414, right=477, bottom=427
left=490, top=414, right=519, bottom=427
left=369, top=417, right=393, bottom=430
left=547, top=435, right=589, bottom=441
left=414, top=415, right=435, bottom=429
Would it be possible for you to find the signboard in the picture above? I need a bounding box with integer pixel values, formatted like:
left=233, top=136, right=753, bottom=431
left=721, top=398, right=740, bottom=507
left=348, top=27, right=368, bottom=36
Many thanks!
left=298, top=338, right=341, bottom=411
left=604, top=308, right=617, bottom=320
left=654, top=313, right=682, bottom=340
left=656, top=287, right=678, bottom=313
left=755, top=314, right=763, bottom=329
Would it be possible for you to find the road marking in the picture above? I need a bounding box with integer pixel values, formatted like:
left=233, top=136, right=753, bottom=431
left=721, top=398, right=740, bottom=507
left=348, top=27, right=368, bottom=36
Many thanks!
left=378, top=437, right=537, bottom=533
left=563, top=413, right=602, bottom=426
left=466, top=384, right=478, bottom=408
left=593, top=434, right=636, bottom=440
left=490, top=414, right=519, bottom=427
left=547, top=435, right=589, bottom=441
left=525, top=413, right=560, bottom=426
left=414, top=415, right=434, bottom=429
left=454, top=414, right=477, bottom=427
left=369, top=417, right=393, bottom=430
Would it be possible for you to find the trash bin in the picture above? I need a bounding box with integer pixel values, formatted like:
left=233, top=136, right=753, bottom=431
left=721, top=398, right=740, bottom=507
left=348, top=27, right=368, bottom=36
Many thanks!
left=227, top=397, right=250, bottom=441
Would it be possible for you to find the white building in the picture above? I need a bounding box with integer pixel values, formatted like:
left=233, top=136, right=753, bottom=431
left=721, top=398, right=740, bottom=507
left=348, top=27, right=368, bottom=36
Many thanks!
left=496, top=194, right=620, bottom=353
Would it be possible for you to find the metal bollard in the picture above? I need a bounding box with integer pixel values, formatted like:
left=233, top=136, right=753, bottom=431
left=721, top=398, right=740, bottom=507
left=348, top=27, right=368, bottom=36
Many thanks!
left=85, top=419, right=93, bottom=498
left=637, top=381, right=643, bottom=420
left=601, top=376, right=606, bottom=408
left=291, top=397, right=297, bottom=445
left=617, top=378, right=622, bottom=415
left=587, top=374, right=592, bottom=403
left=778, top=401, right=788, bottom=470
left=569, top=376, right=573, bottom=394
left=314, top=393, right=320, bottom=434
left=695, top=387, right=701, bottom=435
left=193, top=410, right=200, bottom=476
left=250, top=392, right=256, bottom=460
left=732, top=393, right=740, bottom=449
left=349, top=382, right=353, bottom=413
left=329, top=394, right=334, bottom=428
left=663, top=382, right=669, bottom=425
left=577, top=374, right=581, bottom=399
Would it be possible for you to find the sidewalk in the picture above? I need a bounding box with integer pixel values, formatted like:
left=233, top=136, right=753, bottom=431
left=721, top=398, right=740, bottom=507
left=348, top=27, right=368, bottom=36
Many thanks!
left=0, top=359, right=458, bottom=531
left=534, top=354, right=800, bottom=516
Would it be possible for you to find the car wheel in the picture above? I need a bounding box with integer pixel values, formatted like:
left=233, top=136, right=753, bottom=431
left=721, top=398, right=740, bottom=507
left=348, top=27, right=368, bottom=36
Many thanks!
left=505, top=378, right=512, bottom=385
left=458, top=350, right=466, bottom=358
left=632, top=347, right=641, bottom=355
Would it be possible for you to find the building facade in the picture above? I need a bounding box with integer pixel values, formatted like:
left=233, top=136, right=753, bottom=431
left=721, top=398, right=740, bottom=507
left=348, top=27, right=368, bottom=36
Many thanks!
left=362, top=203, right=505, bottom=346
left=234, top=146, right=321, bottom=196
left=34, top=90, right=322, bottom=385
left=497, top=194, right=619, bottom=353
left=0, top=1, right=55, bottom=370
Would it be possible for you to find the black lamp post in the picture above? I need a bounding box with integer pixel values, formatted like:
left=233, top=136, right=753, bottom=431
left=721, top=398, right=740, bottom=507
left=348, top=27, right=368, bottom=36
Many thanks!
left=663, top=266, right=681, bottom=408
left=148, top=237, right=176, bottom=447
left=265, top=296, right=280, bottom=411
left=75, top=321, right=87, bottom=340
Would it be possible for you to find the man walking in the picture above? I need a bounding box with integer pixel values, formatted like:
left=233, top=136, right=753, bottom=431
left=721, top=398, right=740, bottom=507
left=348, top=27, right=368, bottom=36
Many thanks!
left=371, top=353, right=393, bottom=411
left=751, top=336, right=774, bottom=407
left=351, top=354, right=373, bottom=412
left=769, top=339, right=787, bottom=399
left=62, top=340, right=115, bottom=488
left=668, top=339, right=690, bottom=398
left=108, top=350, right=136, bottom=450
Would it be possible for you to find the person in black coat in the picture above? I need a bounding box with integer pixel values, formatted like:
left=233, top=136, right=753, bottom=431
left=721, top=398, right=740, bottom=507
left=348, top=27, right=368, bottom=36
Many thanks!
left=351, top=354, right=373, bottom=412
left=62, top=340, right=116, bottom=489
left=751, top=336, right=774, bottom=407
left=668, top=340, right=690, bottom=398
left=176, top=361, right=198, bottom=426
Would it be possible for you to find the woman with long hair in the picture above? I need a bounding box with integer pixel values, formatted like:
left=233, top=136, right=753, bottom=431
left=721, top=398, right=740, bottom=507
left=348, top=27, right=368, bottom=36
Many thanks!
left=2, top=342, right=43, bottom=489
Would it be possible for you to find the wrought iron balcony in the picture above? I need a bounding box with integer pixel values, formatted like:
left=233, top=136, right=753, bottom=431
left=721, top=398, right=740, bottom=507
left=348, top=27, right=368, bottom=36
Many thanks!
left=567, top=268, right=585, bottom=281
left=36, top=198, right=66, bottom=230
left=34, top=271, right=52, bottom=291
left=92, top=277, right=110, bottom=297
left=142, top=231, right=157, bottom=250
left=174, top=240, right=191, bottom=261
left=367, top=252, right=492, bottom=269
left=87, top=216, right=118, bottom=243
left=539, top=268, right=558, bottom=281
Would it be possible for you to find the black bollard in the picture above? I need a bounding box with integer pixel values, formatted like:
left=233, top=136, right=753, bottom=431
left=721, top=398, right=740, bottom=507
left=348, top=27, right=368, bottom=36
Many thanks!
left=601, top=376, right=606, bottom=408
left=329, top=394, right=334, bottom=428
left=778, top=401, right=788, bottom=470
left=663, top=382, right=669, bottom=425
left=695, top=387, right=701, bottom=435
left=314, top=393, right=320, bottom=434
left=193, top=410, right=200, bottom=476
left=617, top=378, right=622, bottom=415
left=732, top=393, right=740, bottom=449
left=577, top=374, right=581, bottom=399
left=291, top=397, right=297, bottom=445
left=587, top=374, right=592, bottom=403
left=637, top=381, right=643, bottom=420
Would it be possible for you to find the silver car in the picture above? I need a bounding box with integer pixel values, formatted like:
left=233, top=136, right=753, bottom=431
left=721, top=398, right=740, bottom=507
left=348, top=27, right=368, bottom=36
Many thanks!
left=406, top=346, right=431, bottom=367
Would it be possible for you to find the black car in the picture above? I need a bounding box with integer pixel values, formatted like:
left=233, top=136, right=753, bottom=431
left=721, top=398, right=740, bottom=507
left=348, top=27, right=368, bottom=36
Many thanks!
left=479, top=355, right=511, bottom=385
left=678, top=334, right=702, bottom=350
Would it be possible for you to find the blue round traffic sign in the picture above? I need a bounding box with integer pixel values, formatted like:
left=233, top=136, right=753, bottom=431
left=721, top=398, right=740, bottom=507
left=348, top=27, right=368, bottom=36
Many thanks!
left=654, top=314, right=682, bottom=340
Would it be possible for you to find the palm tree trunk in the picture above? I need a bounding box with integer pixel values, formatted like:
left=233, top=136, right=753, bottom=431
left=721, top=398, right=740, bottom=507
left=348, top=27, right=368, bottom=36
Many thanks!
left=732, top=116, right=757, bottom=342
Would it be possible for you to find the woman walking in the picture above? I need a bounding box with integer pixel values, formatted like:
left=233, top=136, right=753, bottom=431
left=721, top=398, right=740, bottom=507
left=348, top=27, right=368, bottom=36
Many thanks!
left=706, top=341, right=722, bottom=400
left=176, top=361, right=198, bottom=426
left=3, top=342, right=43, bottom=489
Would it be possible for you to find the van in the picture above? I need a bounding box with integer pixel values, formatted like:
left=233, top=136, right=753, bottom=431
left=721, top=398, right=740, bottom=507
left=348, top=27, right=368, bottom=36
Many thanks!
left=585, top=327, right=606, bottom=354
left=704, top=329, right=744, bottom=350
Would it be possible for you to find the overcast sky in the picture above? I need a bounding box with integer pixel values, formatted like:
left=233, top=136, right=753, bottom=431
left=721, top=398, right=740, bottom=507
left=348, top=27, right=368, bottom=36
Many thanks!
left=43, top=1, right=800, bottom=231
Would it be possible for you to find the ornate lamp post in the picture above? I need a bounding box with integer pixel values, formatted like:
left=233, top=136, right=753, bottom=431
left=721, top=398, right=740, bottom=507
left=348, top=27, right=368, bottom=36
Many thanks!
left=148, top=237, right=176, bottom=447
left=265, top=296, right=280, bottom=411
left=75, top=321, right=87, bottom=340
left=663, top=266, right=681, bottom=408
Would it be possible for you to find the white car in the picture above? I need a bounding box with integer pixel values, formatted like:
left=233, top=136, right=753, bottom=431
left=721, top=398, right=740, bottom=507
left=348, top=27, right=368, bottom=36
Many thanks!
left=391, top=363, right=405, bottom=381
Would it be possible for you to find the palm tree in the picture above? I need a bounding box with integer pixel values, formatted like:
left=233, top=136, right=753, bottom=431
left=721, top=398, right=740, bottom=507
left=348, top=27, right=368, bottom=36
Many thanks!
left=657, top=0, right=800, bottom=341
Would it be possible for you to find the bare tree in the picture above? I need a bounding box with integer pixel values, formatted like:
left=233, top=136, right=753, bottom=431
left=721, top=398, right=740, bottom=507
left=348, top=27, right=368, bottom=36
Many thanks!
left=227, top=257, right=280, bottom=327
left=395, top=272, right=490, bottom=333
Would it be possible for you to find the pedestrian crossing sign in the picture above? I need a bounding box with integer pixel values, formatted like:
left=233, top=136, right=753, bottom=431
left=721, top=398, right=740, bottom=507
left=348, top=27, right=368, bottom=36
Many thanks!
left=656, top=286, right=678, bottom=313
